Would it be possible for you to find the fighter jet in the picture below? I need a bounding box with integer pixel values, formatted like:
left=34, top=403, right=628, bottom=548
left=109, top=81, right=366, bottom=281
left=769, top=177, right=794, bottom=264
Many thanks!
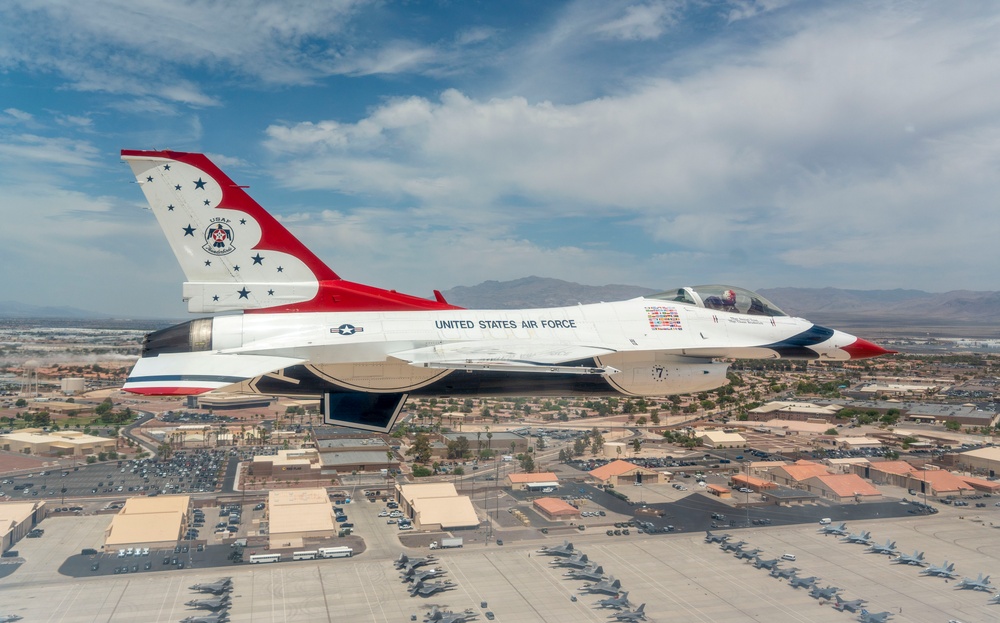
left=704, top=531, right=731, bottom=544
left=788, top=573, right=819, bottom=589
left=409, top=580, right=456, bottom=598
left=809, top=585, right=841, bottom=601
left=179, top=614, right=229, bottom=623
left=920, top=561, right=957, bottom=579
left=424, top=606, right=478, bottom=623
left=832, top=595, right=868, bottom=613
left=395, top=553, right=436, bottom=572
left=551, top=552, right=590, bottom=568
left=189, top=578, right=233, bottom=595
left=856, top=609, right=892, bottom=623
left=184, top=595, right=231, bottom=612
left=955, top=573, right=994, bottom=592
left=840, top=530, right=873, bottom=545
left=735, top=548, right=763, bottom=561
left=565, top=564, right=607, bottom=582
left=595, top=592, right=632, bottom=610
left=720, top=540, right=748, bottom=553
left=0, top=616, right=23, bottom=623
left=580, top=577, right=624, bottom=596
left=891, top=550, right=926, bottom=566
left=988, top=593, right=1000, bottom=605
left=752, top=556, right=780, bottom=570
left=770, top=566, right=800, bottom=580
left=865, top=540, right=897, bottom=556
left=818, top=522, right=849, bottom=536
left=537, top=541, right=576, bottom=557
left=119, top=151, right=893, bottom=434
left=608, top=604, right=646, bottom=622
left=403, top=568, right=447, bottom=584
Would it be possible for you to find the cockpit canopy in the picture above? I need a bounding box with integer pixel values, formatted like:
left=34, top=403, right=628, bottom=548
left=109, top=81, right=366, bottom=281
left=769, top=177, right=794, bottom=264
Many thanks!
left=649, top=285, right=786, bottom=317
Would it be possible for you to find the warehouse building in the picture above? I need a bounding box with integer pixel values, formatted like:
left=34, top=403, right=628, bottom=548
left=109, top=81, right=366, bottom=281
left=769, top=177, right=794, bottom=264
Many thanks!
left=506, top=472, right=559, bottom=492
left=533, top=497, right=581, bottom=521
left=103, top=495, right=189, bottom=552
left=394, top=482, right=479, bottom=531
left=0, top=501, right=45, bottom=553
left=799, top=473, right=882, bottom=503
left=0, top=429, right=116, bottom=457
left=268, top=488, right=336, bottom=549
left=697, top=430, right=747, bottom=448
left=588, top=460, right=662, bottom=486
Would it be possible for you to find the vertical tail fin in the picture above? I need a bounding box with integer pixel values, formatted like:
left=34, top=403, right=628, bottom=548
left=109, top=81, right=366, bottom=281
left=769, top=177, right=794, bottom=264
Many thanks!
left=122, top=150, right=460, bottom=313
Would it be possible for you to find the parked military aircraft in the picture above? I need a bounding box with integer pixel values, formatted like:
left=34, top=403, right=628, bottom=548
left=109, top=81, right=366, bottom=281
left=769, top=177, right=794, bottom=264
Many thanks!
left=788, top=574, right=819, bottom=589
left=770, top=567, right=800, bottom=580
left=595, top=592, right=632, bottom=610
left=955, top=573, right=994, bottom=592
left=809, top=585, right=841, bottom=600
left=179, top=614, right=229, bottom=623
left=988, top=593, right=1000, bottom=605
left=840, top=530, right=873, bottom=545
left=720, top=540, right=747, bottom=553
left=189, top=578, right=232, bottom=595
left=865, top=540, right=897, bottom=556
left=551, top=552, right=590, bottom=568
left=403, top=568, right=447, bottom=584
left=856, top=609, right=892, bottom=623
left=818, top=522, right=849, bottom=536
left=891, top=550, right=926, bottom=566
left=120, top=151, right=893, bottom=433
left=704, top=531, right=731, bottom=544
left=538, top=541, right=576, bottom=557
left=184, top=595, right=231, bottom=611
left=565, top=564, right=607, bottom=582
left=409, top=580, right=455, bottom=598
left=424, top=606, right=478, bottom=623
left=608, top=604, right=646, bottom=622
left=395, top=553, right=436, bottom=572
left=735, top=548, right=763, bottom=561
left=0, top=616, right=23, bottom=623
left=832, top=595, right=868, bottom=613
left=580, top=577, right=624, bottom=596
left=752, top=556, right=780, bottom=570
left=919, top=561, right=957, bottom=579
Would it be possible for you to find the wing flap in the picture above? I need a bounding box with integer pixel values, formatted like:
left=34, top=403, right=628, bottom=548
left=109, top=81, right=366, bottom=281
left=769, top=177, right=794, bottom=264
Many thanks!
left=390, top=342, right=619, bottom=375
left=122, top=352, right=306, bottom=395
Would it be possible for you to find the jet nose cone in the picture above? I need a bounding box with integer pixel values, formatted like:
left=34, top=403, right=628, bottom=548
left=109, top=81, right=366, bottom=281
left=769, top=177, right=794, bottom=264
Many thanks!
left=842, top=338, right=896, bottom=359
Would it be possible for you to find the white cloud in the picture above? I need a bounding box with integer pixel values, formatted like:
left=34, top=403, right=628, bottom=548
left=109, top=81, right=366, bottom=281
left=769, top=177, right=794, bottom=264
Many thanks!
left=593, top=2, right=681, bottom=41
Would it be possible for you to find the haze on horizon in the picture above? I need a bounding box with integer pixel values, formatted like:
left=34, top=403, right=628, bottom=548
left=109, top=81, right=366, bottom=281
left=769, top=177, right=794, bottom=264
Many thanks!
left=2, top=0, right=999, bottom=318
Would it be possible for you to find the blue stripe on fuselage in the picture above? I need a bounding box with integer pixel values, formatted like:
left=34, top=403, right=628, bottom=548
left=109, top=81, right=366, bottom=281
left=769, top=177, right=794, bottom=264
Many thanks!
left=761, top=325, right=834, bottom=358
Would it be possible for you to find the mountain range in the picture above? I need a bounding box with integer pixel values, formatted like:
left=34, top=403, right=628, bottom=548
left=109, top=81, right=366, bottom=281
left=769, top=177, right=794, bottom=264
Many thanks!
left=4, top=278, right=999, bottom=333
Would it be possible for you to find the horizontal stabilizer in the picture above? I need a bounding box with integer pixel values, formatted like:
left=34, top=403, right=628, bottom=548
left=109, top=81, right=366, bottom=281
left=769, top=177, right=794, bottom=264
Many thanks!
left=123, top=352, right=305, bottom=395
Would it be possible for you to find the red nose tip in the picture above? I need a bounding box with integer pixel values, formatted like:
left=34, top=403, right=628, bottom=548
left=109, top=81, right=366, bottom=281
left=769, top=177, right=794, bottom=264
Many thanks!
left=842, top=338, right=896, bottom=359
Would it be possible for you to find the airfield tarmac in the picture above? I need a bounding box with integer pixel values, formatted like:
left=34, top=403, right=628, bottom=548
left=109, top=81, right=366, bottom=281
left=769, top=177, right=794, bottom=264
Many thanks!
left=2, top=503, right=999, bottom=623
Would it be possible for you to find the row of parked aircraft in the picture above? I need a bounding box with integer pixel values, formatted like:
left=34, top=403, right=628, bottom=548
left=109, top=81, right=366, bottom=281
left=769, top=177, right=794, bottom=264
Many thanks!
left=537, top=541, right=647, bottom=622
left=706, top=531, right=891, bottom=622
left=824, top=522, right=999, bottom=604
left=180, top=577, right=233, bottom=623
left=395, top=553, right=458, bottom=599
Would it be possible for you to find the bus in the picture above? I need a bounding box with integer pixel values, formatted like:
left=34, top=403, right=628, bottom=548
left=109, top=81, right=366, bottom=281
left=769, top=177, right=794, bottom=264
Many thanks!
left=249, top=553, right=281, bottom=564
left=293, top=550, right=318, bottom=561
left=318, top=546, right=353, bottom=559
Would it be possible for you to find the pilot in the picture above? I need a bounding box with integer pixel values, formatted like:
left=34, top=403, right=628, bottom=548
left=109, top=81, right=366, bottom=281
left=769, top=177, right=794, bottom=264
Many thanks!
left=704, top=289, right=737, bottom=311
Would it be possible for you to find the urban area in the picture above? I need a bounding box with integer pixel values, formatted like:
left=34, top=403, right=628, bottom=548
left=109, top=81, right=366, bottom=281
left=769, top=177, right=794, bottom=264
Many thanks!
left=1, top=319, right=999, bottom=623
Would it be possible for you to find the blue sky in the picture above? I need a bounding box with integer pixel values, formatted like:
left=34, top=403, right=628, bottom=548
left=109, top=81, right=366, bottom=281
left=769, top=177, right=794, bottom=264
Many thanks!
left=2, top=0, right=999, bottom=318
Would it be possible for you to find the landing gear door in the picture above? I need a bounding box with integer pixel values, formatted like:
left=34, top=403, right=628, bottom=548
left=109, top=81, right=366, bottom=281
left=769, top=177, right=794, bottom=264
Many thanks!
left=323, top=392, right=409, bottom=433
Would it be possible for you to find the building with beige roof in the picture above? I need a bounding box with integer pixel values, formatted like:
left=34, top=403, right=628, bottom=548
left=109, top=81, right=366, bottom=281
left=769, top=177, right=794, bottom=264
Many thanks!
left=766, top=460, right=831, bottom=486
left=697, top=430, right=746, bottom=448
left=103, top=495, right=189, bottom=552
left=748, top=401, right=842, bottom=422
left=533, top=497, right=580, bottom=520
left=0, top=501, right=45, bottom=553
left=394, top=482, right=479, bottom=531
left=268, top=488, right=336, bottom=549
left=800, top=474, right=882, bottom=503
left=1, top=429, right=115, bottom=457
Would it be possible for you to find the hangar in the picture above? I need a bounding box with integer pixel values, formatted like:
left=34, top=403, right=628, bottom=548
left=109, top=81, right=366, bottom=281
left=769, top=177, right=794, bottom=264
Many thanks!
left=532, top=497, right=581, bottom=521
left=395, top=482, right=479, bottom=531
left=0, top=501, right=45, bottom=553
left=103, top=495, right=189, bottom=552
left=268, top=488, right=336, bottom=549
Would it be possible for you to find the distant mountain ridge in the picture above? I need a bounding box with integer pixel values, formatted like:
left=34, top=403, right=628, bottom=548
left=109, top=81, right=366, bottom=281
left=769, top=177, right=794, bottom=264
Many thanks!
left=0, top=300, right=109, bottom=319
left=441, top=276, right=657, bottom=309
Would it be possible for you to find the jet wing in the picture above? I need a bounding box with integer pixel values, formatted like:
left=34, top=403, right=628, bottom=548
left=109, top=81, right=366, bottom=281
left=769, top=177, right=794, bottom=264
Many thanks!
left=390, top=342, right=620, bottom=375
left=123, top=351, right=306, bottom=395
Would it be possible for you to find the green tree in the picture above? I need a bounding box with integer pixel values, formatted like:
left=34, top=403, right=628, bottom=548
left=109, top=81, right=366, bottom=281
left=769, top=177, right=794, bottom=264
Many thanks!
left=520, top=453, right=535, bottom=473
left=446, top=436, right=471, bottom=459
left=406, top=433, right=433, bottom=463
left=824, top=428, right=839, bottom=436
